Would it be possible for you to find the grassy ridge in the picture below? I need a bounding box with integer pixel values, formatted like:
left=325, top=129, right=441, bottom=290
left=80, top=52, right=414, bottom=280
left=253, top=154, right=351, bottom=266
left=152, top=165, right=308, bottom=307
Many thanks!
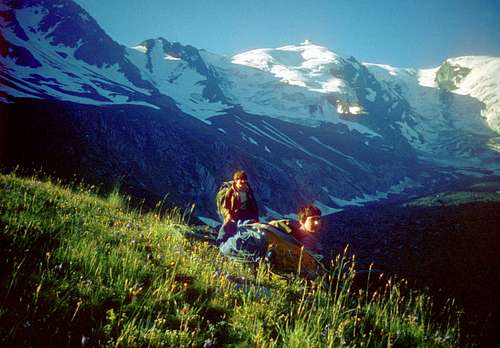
left=0, top=173, right=460, bottom=347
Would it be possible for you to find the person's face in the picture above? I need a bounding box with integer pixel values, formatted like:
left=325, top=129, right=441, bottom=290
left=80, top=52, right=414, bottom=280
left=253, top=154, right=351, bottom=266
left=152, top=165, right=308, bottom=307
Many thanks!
left=235, top=178, right=248, bottom=191
left=300, top=215, right=321, bottom=234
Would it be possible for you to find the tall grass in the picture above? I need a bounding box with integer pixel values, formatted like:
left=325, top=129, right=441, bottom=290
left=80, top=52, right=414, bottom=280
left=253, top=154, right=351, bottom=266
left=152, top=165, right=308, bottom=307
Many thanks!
left=106, top=184, right=125, bottom=210
left=0, top=173, right=460, bottom=347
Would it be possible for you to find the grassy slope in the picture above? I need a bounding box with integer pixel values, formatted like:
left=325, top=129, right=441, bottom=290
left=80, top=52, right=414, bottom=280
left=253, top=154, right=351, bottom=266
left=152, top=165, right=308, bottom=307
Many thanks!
left=0, top=173, right=460, bottom=347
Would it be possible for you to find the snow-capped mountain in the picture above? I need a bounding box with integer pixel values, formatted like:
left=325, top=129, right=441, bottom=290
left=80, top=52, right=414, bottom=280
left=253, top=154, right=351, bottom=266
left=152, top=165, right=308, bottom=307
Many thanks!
left=0, top=0, right=183, bottom=110
left=438, top=56, right=500, bottom=133
left=364, top=58, right=500, bottom=168
left=208, top=44, right=374, bottom=130
left=126, top=38, right=232, bottom=119
left=1, top=0, right=499, bottom=218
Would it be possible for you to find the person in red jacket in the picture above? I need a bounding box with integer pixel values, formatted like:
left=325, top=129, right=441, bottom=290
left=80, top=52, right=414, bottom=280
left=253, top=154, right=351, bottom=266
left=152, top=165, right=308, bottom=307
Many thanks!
left=217, top=170, right=259, bottom=242
left=223, top=170, right=259, bottom=223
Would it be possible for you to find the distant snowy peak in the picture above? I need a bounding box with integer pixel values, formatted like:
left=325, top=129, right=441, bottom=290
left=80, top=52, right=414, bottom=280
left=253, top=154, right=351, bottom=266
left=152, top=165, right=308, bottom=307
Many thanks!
left=3, top=0, right=126, bottom=68
left=229, top=42, right=379, bottom=121
left=232, top=43, right=344, bottom=71
left=232, top=43, right=356, bottom=95
left=0, top=0, right=156, bottom=106
left=364, top=56, right=500, bottom=134
left=443, top=56, right=500, bottom=133
left=131, top=38, right=203, bottom=71
left=127, top=37, right=231, bottom=120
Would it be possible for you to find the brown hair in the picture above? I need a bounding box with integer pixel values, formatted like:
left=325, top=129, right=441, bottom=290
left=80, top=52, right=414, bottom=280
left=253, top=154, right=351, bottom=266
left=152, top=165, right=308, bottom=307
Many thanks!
left=233, top=170, right=248, bottom=181
left=298, top=204, right=322, bottom=223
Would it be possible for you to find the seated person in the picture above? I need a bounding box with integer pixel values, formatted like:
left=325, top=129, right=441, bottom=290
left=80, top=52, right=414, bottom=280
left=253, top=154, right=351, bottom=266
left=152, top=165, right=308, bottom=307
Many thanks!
left=219, top=204, right=325, bottom=277
left=217, top=170, right=259, bottom=243
left=268, top=204, right=323, bottom=256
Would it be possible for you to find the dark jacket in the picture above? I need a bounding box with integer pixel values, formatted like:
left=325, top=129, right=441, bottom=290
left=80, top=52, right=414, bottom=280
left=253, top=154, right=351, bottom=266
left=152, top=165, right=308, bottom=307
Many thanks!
left=268, top=219, right=322, bottom=254
left=222, top=184, right=259, bottom=222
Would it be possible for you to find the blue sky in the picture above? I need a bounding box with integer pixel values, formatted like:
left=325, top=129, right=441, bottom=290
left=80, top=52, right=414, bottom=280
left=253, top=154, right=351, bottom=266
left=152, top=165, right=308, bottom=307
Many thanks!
left=75, top=0, right=500, bottom=68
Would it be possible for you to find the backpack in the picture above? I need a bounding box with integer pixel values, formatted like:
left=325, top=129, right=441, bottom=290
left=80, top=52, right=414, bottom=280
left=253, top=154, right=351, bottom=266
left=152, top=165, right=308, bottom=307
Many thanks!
left=215, top=180, right=233, bottom=220
left=267, top=219, right=294, bottom=235
left=219, top=222, right=268, bottom=263
left=219, top=221, right=326, bottom=277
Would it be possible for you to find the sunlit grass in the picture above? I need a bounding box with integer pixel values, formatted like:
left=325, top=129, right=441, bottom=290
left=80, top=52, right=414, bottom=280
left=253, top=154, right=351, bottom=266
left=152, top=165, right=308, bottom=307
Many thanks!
left=0, top=172, right=460, bottom=347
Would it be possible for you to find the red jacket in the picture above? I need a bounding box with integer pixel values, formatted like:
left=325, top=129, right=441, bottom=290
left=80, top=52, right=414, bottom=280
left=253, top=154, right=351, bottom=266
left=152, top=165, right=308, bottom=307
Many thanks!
left=223, top=184, right=259, bottom=222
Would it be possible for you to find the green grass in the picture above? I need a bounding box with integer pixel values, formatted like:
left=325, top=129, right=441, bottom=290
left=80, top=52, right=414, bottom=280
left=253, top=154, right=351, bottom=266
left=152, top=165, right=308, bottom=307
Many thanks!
left=0, top=173, right=460, bottom=347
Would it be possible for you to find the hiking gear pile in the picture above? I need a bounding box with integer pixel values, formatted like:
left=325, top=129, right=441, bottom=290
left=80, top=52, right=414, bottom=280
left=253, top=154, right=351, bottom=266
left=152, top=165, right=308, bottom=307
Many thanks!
left=218, top=221, right=326, bottom=279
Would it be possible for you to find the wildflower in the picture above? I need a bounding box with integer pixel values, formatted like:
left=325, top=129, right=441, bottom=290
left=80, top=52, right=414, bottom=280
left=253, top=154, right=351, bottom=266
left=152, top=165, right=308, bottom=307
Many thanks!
left=155, top=318, right=166, bottom=327
left=81, top=335, right=90, bottom=347
left=321, top=323, right=330, bottom=337
left=129, top=286, right=143, bottom=297
left=203, top=338, right=213, bottom=348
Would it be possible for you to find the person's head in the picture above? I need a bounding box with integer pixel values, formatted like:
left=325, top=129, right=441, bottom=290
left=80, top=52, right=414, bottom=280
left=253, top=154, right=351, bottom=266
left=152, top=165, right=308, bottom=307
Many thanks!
left=298, top=204, right=322, bottom=234
left=233, top=170, right=249, bottom=191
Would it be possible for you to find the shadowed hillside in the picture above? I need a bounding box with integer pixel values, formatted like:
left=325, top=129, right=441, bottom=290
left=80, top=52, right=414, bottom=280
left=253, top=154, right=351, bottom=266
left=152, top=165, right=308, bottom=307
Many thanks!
left=321, top=186, right=500, bottom=346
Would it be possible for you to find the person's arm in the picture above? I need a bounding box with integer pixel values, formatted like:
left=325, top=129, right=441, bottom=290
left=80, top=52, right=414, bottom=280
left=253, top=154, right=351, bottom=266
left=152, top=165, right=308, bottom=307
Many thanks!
left=223, top=189, right=234, bottom=222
